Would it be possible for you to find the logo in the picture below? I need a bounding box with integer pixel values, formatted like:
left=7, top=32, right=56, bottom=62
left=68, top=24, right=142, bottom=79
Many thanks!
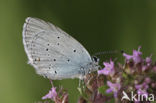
left=121, top=90, right=155, bottom=102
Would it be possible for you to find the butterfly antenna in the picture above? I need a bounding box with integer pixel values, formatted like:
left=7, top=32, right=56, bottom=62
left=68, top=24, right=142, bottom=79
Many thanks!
left=93, top=50, right=124, bottom=56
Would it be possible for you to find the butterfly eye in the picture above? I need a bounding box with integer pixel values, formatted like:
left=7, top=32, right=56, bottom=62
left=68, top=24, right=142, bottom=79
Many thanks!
left=92, top=56, right=99, bottom=63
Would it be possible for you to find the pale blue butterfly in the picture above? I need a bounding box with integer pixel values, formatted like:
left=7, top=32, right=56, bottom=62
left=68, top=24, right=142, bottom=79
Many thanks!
left=23, top=17, right=99, bottom=80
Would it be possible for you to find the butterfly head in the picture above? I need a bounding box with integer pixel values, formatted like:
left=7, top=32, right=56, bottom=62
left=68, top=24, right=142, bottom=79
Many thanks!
left=92, top=56, right=99, bottom=64
left=88, top=56, right=100, bottom=72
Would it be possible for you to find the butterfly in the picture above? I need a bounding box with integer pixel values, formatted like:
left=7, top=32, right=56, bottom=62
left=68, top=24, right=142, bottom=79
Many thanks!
left=23, top=17, right=99, bottom=80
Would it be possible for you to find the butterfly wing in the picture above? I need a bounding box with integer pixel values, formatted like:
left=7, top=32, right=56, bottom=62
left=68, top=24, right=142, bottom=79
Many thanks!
left=23, top=17, right=92, bottom=80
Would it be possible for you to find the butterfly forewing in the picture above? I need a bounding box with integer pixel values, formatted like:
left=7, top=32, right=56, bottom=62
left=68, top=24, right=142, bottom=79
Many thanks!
left=23, top=17, right=92, bottom=79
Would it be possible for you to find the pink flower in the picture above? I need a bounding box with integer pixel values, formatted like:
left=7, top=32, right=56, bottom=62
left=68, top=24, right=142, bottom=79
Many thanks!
left=135, top=82, right=149, bottom=90
left=142, top=56, right=152, bottom=71
left=42, top=87, right=57, bottom=100
left=123, top=53, right=133, bottom=60
left=98, top=60, right=115, bottom=76
left=123, top=46, right=142, bottom=64
left=106, top=81, right=121, bottom=98
left=133, top=49, right=142, bottom=63
left=135, top=78, right=151, bottom=96
left=137, top=89, right=148, bottom=95
left=145, top=57, right=152, bottom=65
left=144, top=77, right=151, bottom=84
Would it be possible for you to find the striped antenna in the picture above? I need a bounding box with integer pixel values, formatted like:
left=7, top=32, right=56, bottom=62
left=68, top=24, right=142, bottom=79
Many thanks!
left=93, top=50, right=124, bottom=56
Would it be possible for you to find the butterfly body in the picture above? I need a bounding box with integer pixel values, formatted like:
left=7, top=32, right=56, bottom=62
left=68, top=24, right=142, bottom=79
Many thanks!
left=23, top=17, right=99, bottom=80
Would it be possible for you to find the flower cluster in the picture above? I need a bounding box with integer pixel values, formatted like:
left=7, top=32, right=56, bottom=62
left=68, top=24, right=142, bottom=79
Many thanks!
left=41, top=47, right=156, bottom=103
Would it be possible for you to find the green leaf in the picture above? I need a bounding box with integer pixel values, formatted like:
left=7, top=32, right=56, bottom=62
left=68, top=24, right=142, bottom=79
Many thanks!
left=98, top=86, right=113, bottom=96
left=98, top=86, right=107, bottom=94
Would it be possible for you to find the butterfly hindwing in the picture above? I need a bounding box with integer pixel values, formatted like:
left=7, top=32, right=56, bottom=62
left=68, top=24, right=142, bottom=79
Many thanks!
left=23, top=17, right=92, bottom=79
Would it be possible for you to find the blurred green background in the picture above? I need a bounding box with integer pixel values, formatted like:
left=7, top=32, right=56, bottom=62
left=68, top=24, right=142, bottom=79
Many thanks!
left=1, top=0, right=156, bottom=103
